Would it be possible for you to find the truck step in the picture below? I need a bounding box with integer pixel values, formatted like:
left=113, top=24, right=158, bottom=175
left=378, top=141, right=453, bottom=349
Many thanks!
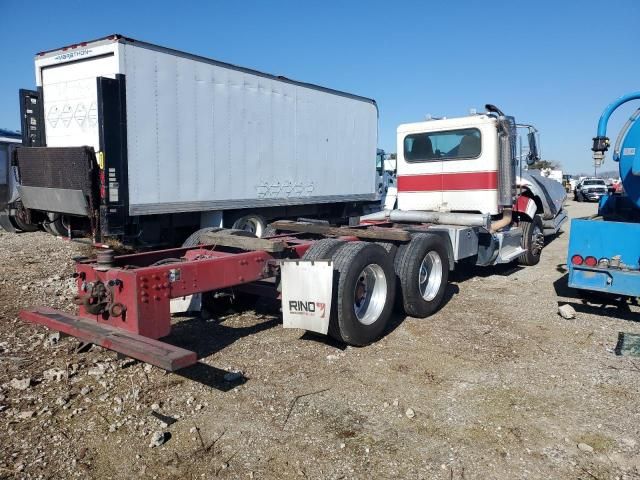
left=20, top=307, right=197, bottom=371
left=496, top=245, right=526, bottom=263
left=495, top=228, right=525, bottom=264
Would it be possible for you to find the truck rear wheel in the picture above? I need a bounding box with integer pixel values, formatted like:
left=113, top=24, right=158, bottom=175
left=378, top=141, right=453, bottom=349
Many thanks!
left=395, top=233, right=449, bottom=318
left=518, top=215, right=544, bottom=266
left=327, top=242, right=395, bottom=346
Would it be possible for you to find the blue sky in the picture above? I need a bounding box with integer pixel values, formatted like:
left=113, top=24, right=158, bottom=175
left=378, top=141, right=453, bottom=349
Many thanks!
left=0, top=0, right=638, bottom=174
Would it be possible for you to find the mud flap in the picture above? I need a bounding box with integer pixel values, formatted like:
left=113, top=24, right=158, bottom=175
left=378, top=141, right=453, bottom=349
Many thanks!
left=281, top=260, right=333, bottom=335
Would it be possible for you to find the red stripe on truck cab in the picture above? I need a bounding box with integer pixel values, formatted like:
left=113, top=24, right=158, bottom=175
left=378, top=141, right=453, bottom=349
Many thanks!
left=397, top=171, right=498, bottom=192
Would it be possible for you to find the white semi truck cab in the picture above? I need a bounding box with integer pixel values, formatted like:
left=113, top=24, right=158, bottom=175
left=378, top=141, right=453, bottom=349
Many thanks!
left=398, top=113, right=505, bottom=215
left=364, top=105, right=550, bottom=268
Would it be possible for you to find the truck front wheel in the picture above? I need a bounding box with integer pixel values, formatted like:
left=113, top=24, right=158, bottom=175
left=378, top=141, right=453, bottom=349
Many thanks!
left=395, top=233, right=449, bottom=318
left=328, top=242, right=395, bottom=346
left=518, top=215, right=544, bottom=266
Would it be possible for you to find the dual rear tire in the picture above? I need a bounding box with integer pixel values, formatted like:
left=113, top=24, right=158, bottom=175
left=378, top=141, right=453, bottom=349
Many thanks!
left=394, top=233, right=449, bottom=318
left=301, top=234, right=449, bottom=346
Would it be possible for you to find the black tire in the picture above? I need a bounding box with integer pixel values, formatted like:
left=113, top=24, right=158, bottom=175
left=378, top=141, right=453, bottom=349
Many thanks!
left=302, top=238, right=347, bottom=261
left=576, top=193, right=583, bottom=202
left=43, top=213, right=65, bottom=236
left=263, top=224, right=278, bottom=237
left=42, top=221, right=56, bottom=235
left=376, top=241, right=398, bottom=261
left=518, top=215, right=544, bottom=266
left=11, top=215, right=39, bottom=232
left=182, top=227, right=224, bottom=247
left=49, top=214, right=68, bottom=237
left=327, top=242, right=395, bottom=345
left=395, top=233, right=449, bottom=318
left=231, top=214, right=268, bottom=237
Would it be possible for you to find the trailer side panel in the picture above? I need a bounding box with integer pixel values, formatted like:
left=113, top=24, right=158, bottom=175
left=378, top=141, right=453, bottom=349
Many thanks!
left=120, top=43, right=379, bottom=215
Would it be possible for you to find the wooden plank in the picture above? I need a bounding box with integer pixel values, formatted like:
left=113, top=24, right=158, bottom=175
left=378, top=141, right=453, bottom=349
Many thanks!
left=270, top=221, right=411, bottom=242
left=200, top=231, right=286, bottom=252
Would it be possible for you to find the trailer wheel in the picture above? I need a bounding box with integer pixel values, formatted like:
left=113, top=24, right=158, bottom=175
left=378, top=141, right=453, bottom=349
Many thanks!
left=12, top=215, right=39, bottom=233
left=232, top=214, right=268, bottom=238
left=42, top=221, right=56, bottom=235
left=518, top=215, right=544, bottom=266
left=42, top=212, right=67, bottom=237
left=182, top=227, right=224, bottom=247
left=395, top=233, right=449, bottom=318
left=328, top=242, right=395, bottom=345
left=10, top=207, right=39, bottom=233
left=47, top=213, right=68, bottom=237
left=302, top=238, right=346, bottom=261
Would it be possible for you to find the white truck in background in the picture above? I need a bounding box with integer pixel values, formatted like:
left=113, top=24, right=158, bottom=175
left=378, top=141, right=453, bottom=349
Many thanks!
left=10, top=34, right=390, bottom=246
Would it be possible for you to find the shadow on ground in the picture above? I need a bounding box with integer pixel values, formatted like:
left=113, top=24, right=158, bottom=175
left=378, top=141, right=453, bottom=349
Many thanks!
left=554, top=273, right=639, bottom=323
left=165, top=263, right=464, bottom=388
left=165, top=298, right=281, bottom=390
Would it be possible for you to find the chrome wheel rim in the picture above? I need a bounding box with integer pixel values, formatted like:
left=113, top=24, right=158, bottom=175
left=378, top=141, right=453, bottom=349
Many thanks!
left=419, top=251, right=443, bottom=301
left=353, top=264, right=387, bottom=325
left=235, top=217, right=264, bottom=237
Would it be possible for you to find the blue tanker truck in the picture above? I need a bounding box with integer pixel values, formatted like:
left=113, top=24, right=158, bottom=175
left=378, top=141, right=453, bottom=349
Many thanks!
left=567, top=92, right=640, bottom=297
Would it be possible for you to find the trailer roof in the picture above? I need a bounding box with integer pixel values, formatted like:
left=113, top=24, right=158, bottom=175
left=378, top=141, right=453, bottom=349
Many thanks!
left=35, top=34, right=378, bottom=107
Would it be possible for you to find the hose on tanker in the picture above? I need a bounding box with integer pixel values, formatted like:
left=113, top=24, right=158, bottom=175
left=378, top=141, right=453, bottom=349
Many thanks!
left=613, top=107, right=640, bottom=162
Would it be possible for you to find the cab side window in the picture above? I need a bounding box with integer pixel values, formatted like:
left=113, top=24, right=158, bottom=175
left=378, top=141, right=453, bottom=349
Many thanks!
left=404, top=128, right=481, bottom=162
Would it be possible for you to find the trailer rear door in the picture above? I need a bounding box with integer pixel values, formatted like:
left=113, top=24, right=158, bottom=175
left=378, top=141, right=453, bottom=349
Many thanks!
left=40, top=52, right=118, bottom=151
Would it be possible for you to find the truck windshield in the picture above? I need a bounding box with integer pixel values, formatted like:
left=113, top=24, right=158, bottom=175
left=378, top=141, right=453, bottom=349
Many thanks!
left=404, top=128, right=481, bottom=162
left=583, top=180, right=604, bottom=186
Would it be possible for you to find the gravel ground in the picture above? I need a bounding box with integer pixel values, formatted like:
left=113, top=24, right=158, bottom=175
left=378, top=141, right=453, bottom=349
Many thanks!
left=1, top=200, right=639, bottom=480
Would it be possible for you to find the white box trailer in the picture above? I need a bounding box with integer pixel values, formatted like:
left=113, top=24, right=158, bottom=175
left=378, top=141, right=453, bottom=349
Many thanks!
left=15, top=34, right=382, bottom=245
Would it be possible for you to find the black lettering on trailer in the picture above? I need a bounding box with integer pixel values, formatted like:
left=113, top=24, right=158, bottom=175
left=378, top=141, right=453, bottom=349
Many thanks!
left=289, top=300, right=317, bottom=313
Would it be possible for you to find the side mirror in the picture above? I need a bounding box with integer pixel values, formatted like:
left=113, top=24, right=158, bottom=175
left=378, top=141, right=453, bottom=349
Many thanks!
left=527, top=132, right=539, bottom=165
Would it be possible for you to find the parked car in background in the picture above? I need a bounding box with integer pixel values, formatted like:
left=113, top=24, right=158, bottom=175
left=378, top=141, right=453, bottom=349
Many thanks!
left=574, top=178, right=607, bottom=202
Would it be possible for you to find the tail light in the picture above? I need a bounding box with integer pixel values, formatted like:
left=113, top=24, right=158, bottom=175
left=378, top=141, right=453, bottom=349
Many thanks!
left=571, top=255, right=584, bottom=266
left=585, top=256, right=598, bottom=267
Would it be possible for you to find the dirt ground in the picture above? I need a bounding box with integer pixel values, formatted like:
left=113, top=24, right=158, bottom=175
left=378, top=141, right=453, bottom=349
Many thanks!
left=1, top=199, right=639, bottom=480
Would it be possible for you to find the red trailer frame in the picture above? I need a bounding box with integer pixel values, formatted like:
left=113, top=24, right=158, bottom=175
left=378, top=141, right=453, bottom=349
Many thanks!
left=21, top=236, right=313, bottom=370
